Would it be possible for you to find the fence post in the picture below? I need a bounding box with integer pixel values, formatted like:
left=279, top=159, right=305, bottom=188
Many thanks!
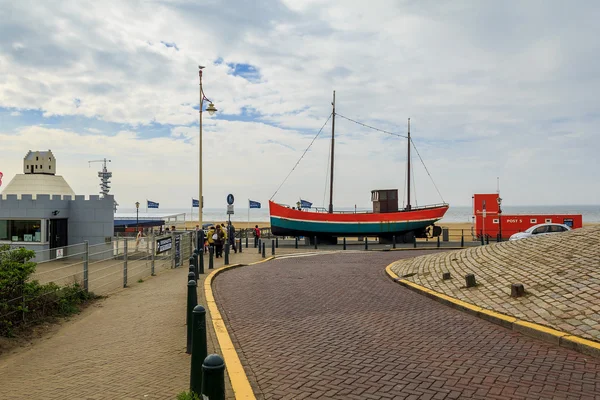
left=271, top=239, right=275, bottom=256
left=224, top=243, right=230, bottom=266
left=151, top=234, right=156, bottom=275
left=202, top=354, right=226, bottom=400
left=186, top=280, right=198, bottom=354
left=171, top=232, right=176, bottom=269
left=83, top=241, right=89, bottom=292
left=190, top=305, right=207, bottom=395
left=123, top=240, right=128, bottom=288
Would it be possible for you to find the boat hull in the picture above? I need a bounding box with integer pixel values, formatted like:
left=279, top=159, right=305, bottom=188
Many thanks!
left=269, top=201, right=448, bottom=237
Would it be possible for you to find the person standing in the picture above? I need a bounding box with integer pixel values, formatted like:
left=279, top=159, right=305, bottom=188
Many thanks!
left=227, top=221, right=237, bottom=253
left=214, top=225, right=225, bottom=258
left=253, top=224, right=261, bottom=248
left=207, top=226, right=216, bottom=255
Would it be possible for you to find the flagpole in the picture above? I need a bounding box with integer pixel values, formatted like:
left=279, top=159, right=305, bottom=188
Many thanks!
left=146, top=199, right=147, bottom=214
left=247, top=199, right=250, bottom=231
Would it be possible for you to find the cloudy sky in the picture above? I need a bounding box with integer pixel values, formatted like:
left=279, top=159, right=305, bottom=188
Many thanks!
left=0, top=0, right=598, bottom=210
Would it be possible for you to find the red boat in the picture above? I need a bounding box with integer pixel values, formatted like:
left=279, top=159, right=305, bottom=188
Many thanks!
left=269, top=91, right=449, bottom=242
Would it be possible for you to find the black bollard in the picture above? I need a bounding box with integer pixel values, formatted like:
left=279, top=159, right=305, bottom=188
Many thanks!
left=208, top=247, right=214, bottom=270
left=188, top=270, right=196, bottom=288
left=392, top=235, right=396, bottom=249
left=486, top=234, right=489, bottom=245
left=262, top=242, right=266, bottom=258
left=198, top=250, right=204, bottom=275
left=465, top=274, right=477, bottom=288
left=314, top=236, right=318, bottom=249
left=480, top=231, right=484, bottom=245
left=343, top=237, right=346, bottom=250
left=190, top=305, right=207, bottom=395
left=295, top=237, right=298, bottom=249
left=275, top=237, right=279, bottom=248
left=413, top=235, right=417, bottom=249
left=201, top=354, right=226, bottom=400
left=238, top=239, right=242, bottom=253
left=365, top=237, right=368, bottom=251
left=511, top=283, right=525, bottom=298
left=257, top=239, right=261, bottom=254
left=442, top=272, right=451, bottom=280
left=224, top=243, right=229, bottom=266
left=461, top=230, right=464, bottom=247
left=437, top=236, right=440, bottom=248
left=245, top=236, right=248, bottom=248
left=271, top=239, right=275, bottom=255
left=186, top=280, right=197, bottom=354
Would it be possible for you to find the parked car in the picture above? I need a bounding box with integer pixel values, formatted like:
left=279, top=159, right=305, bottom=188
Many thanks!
left=509, top=223, right=572, bottom=241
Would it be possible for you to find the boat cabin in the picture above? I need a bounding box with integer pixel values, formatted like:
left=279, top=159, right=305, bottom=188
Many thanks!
left=371, top=189, right=399, bottom=213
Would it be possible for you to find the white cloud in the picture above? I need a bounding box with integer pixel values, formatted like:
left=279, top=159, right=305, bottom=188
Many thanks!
left=9, top=111, right=20, bottom=116
left=0, top=0, right=599, bottom=208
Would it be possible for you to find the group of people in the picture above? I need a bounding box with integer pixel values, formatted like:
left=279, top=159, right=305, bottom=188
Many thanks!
left=198, top=222, right=237, bottom=258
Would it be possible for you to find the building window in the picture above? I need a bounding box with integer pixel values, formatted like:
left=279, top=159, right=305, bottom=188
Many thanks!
left=493, top=219, right=499, bottom=224
left=545, top=218, right=552, bottom=223
left=2, top=220, right=42, bottom=242
left=49, top=165, right=51, bottom=170
left=36, top=156, right=39, bottom=161
left=531, top=218, right=537, bottom=223
left=49, top=157, right=51, bottom=161
left=35, top=165, right=38, bottom=169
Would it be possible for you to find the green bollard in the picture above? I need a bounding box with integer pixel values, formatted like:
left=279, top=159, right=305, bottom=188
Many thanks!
left=186, top=280, right=197, bottom=354
left=201, top=354, right=226, bottom=400
left=190, top=305, right=207, bottom=395
left=393, top=235, right=396, bottom=249
left=365, top=237, right=368, bottom=250
left=271, top=239, right=275, bottom=255
left=262, top=242, right=266, bottom=258
left=224, top=243, right=229, bottom=266
left=208, top=247, right=214, bottom=270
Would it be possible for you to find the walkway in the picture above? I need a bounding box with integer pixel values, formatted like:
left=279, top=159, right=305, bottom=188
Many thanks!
left=213, top=251, right=600, bottom=399
left=0, top=249, right=265, bottom=400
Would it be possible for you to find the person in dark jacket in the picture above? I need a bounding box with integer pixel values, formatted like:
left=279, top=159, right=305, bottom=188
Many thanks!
left=227, top=221, right=237, bottom=253
left=214, top=225, right=225, bottom=258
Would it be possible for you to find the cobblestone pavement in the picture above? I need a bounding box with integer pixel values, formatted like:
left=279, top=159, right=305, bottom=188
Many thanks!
left=0, top=246, right=289, bottom=400
left=213, top=251, right=600, bottom=400
left=391, top=225, right=600, bottom=342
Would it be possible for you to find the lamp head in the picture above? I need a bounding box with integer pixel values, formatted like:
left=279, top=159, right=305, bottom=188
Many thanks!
left=206, top=102, right=217, bottom=116
left=135, top=201, right=140, bottom=209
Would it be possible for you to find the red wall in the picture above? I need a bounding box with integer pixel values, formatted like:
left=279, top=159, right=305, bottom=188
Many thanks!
left=473, top=193, right=583, bottom=239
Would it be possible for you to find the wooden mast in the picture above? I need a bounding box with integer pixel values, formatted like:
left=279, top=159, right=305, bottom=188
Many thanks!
left=406, top=118, right=412, bottom=210
left=328, top=90, right=336, bottom=213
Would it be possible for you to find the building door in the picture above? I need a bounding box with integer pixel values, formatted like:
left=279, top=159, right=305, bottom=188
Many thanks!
left=30, top=165, right=34, bottom=173
left=49, top=219, right=68, bottom=258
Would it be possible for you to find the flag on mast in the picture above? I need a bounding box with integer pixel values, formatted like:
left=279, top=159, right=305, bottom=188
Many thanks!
left=249, top=200, right=261, bottom=209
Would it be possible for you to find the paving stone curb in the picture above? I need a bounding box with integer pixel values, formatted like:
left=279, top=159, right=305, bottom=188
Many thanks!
left=385, top=263, right=600, bottom=359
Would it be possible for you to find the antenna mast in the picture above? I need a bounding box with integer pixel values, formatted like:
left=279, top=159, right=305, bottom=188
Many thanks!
left=88, top=158, right=118, bottom=211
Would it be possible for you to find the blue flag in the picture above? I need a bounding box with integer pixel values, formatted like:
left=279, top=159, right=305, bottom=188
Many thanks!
left=147, top=200, right=159, bottom=209
left=249, top=200, right=261, bottom=209
left=192, top=199, right=200, bottom=208
left=300, top=199, right=312, bottom=209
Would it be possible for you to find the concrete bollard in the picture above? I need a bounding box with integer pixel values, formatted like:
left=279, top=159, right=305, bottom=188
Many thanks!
left=262, top=242, right=266, bottom=258
left=365, top=237, right=368, bottom=250
left=392, top=235, right=396, bottom=249
left=186, top=280, right=197, bottom=354
left=190, top=305, right=207, bottom=395
left=276, top=237, right=279, bottom=248
left=465, top=274, right=477, bottom=288
left=343, top=237, right=346, bottom=250
left=208, top=247, right=214, bottom=270
left=442, top=272, right=451, bottom=280
left=271, top=239, right=275, bottom=256
left=224, top=243, right=229, bottom=266
left=511, top=283, right=525, bottom=298
left=295, top=237, right=298, bottom=249
left=201, top=354, right=226, bottom=400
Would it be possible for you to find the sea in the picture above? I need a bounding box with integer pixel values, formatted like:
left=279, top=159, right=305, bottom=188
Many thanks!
left=116, top=205, right=600, bottom=224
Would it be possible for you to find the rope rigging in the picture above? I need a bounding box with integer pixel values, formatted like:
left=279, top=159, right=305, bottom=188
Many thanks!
left=270, top=113, right=332, bottom=200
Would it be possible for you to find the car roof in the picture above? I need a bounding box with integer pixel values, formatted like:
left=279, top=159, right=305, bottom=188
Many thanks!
left=526, top=223, right=571, bottom=231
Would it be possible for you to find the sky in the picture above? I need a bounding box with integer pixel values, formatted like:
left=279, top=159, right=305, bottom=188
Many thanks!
left=0, top=0, right=599, bottom=210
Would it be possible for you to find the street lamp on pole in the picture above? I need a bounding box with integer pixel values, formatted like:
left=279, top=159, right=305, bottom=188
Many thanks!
left=497, top=196, right=502, bottom=241
left=198, top=66, right=217, bottom=231
left=135, top=201, right=140, bottom=231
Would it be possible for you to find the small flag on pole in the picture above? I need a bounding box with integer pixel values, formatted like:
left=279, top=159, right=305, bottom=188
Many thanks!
left=249, top=200, right=261, bottom=209
left=192, top=199, right=200, bottom=208
left=147, top=200, right=159, bottom=209
left=300, top=199, right=312, bottom=209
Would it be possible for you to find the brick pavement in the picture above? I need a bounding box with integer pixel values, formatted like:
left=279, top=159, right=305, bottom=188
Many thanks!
left=213, top=251, right=600, bottom=399
left=0, top=244, right=285, bottom=400
left=391, top=225, right=600, bottom=342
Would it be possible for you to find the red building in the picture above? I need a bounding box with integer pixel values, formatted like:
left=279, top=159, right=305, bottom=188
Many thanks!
left=473, top=193, right=583, bottom=240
